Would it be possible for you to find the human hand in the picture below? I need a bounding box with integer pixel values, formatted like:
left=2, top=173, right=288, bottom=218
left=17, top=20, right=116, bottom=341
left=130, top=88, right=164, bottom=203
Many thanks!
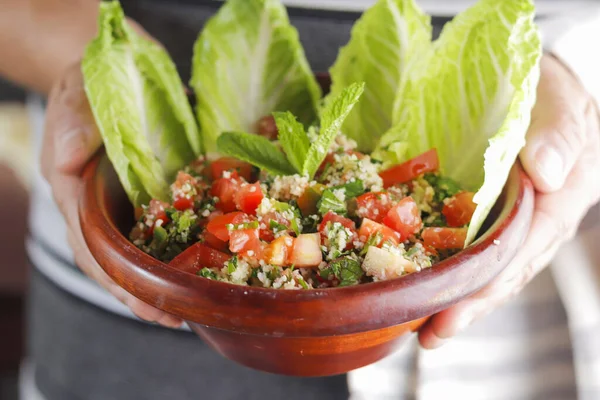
left=41, top=63, right=183, bottom=328
left=419, top=54, right=600, bottom=348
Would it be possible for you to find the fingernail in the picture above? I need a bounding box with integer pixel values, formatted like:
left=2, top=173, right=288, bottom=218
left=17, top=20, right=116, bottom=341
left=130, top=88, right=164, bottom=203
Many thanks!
left=454, top=313, right=475, bottom=334
left=56, top=128, right=85, bottom=167
left=535, top=146, right=564, bottom=191
left=427, top=337, right=449, bottom=350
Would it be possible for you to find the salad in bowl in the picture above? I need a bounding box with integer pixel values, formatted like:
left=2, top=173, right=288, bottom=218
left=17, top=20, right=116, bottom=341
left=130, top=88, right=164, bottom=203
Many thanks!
left=78, top=0, right=541, bottom=376
left=81, top=0, right=541, bottom=291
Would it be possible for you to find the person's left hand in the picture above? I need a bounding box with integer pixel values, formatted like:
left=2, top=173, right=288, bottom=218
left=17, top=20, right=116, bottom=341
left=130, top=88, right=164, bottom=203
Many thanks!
left=419, top=54, right=600, bottom=349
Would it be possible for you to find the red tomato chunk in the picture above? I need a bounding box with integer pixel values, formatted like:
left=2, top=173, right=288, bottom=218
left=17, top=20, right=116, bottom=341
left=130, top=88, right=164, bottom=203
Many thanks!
left=442, top=192, right=476, bottom=227
left=383, top=197, right=422, bottom=241
left=355, top=192, right=394, bottom=223
left=234, top=183, right=264, bottom=215
left=379, top=148, right=439, bottom=188
left=359, top=218, right=401, bottom=246
left=210, top=157, right=253, bottom=181
left=422, top=227, right=467, bottom=249
left=206, top=212, right=249, bottom=242
left=169, top=243, right=231, bottom=274
left=229, top=228, right=262, bottom=258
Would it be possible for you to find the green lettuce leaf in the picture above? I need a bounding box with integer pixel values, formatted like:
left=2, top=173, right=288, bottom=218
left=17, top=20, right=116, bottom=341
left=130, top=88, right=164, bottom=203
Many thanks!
left=328, top=0, right=431, bottom=152
left=191, top=0, right=322, bottom=153
left=216, top=131, right=296, bottom=176
left=377, top=0, right=541, bottom=245
left=302, top=82, right=365, bottom=178
left=82, top=1, right=199, bottom=206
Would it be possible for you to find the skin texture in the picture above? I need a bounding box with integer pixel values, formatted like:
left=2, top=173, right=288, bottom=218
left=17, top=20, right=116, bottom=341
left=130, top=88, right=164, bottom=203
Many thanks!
left=418, top=55, right=600, bottom=349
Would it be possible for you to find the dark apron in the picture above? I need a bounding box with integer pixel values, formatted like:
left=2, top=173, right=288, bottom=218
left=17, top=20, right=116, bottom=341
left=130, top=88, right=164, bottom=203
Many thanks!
left=27, top=2, right=449, bottom=399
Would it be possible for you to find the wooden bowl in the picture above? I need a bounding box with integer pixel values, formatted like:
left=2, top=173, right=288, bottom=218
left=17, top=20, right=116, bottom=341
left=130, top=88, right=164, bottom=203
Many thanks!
left=80, top=154, right=533, bottom=377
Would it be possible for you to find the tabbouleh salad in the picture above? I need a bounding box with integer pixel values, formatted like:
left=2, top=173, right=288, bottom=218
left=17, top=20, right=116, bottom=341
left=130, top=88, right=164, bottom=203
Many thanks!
left=130, top=121, right=476, bottom=289
left=83, top=0, right=540, bottom=290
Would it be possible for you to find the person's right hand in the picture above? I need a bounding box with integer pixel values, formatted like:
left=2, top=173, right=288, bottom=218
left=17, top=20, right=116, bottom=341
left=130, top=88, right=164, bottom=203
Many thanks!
left=41, top=63, right=183, bottom=328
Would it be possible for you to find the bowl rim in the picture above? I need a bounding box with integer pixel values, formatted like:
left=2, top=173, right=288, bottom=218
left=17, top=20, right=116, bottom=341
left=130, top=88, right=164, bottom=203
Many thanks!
left=80, top=152, right=534, bottom=337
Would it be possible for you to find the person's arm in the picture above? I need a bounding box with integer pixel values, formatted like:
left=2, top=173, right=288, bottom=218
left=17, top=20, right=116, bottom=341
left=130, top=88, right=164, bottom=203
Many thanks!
left=0, top=0, right=182, bottom=327
left=0, top=0, right=101, bottom=95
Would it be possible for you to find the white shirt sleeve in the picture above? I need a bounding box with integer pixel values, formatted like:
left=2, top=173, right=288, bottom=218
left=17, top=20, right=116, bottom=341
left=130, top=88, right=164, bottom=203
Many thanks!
left=543, top=6, right=600, bottom=103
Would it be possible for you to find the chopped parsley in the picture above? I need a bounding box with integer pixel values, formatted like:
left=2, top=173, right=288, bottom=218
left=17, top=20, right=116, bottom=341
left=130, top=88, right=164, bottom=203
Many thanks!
left=197, top=268, right=218, bottom=280
left=319, top=257, right=364, bottom=287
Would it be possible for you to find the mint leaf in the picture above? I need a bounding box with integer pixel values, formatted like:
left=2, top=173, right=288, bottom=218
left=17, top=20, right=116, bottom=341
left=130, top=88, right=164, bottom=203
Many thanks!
left=335, top=180, right=365, bottom=199
left=216, top=131, right=296, bottom=176
left=317, top=190, right=347, bottom=216
left=275, top=111, right=310, bottom=174
left=319, top=257, right=364, bottom=286
left=302, top=82, right=365, bottom=178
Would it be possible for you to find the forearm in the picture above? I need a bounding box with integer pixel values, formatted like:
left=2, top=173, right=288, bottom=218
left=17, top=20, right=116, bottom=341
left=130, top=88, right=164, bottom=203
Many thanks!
left=0, top=0, right=100, bottom=95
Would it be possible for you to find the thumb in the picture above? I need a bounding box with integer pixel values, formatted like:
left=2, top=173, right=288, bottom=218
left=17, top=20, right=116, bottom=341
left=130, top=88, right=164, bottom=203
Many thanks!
left=45, top=64, right=103, bottom=174
left=520, top=55, right=590, bottom=193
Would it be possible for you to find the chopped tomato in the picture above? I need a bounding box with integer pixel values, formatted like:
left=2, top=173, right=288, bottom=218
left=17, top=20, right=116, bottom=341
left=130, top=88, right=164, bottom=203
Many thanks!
left=169, top=243, right=231, bottom=274
left=263, top=235, right=294, bottom=266
left=145, top=199, right=170, bottom=236
left=413, top=239, right=438, bottom=257
left=297, top=184, right=325, bottom=216
left=173, top=197, right=194, bottom=211
left=319, top=211, right=356, bottom=232
left=206, top=212, right=249, bottom=242
left=355, top=192, right=394, bottom=223
left=202, top=231, right=229, bottom=252
left=288, top=233, right=323, bottom=268
left=210, top=157, right=253, bottom=182
left=210, top=175, right=243, bottom=213
left=442, top=191, right=476, bottom=227
left=234, top=183, right=264, bottom=215
left=359, top=218, right=401, bottom=246
left=256, top=115, right=278, bottom=140
left=229, top=228, right=263, bottom=258
left=171, top=172, right=199, bottom=211
left=148, top=199, right=169, bottom=224
left=383, top=197, right=422, bottom=241
left=318, top=211, right=357, bottom=249
left=379, top=148, right=439, bottom=188
left=421, top=227, right=467, bottom=250
left=258, top=211, right=293, bottom=242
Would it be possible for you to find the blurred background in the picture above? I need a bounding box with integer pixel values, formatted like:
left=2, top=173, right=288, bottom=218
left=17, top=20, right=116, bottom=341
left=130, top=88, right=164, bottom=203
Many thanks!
left=0, top=77, right=30, bottom=399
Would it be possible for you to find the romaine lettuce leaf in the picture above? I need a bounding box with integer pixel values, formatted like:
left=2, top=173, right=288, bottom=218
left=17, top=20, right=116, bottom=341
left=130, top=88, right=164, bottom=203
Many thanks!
left=328, top=0, right=432, bottom=152
left=191, top=0, right=322, bottom=153
left=82, top=1, right=199, bottom=205
left=377, top=0, right=541, bottom=245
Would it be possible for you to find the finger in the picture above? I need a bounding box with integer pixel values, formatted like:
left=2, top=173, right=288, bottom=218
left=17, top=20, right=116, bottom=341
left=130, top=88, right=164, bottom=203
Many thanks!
left=43, top=63, right=102, bottom=174
left=419, top=133, right=600, bottom=349
left=520, top=55, right=592, bottom=193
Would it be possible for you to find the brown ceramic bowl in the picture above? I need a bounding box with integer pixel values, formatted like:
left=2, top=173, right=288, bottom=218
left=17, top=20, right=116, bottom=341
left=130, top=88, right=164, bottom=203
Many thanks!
left=79, top=151, right=533, bottom=377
